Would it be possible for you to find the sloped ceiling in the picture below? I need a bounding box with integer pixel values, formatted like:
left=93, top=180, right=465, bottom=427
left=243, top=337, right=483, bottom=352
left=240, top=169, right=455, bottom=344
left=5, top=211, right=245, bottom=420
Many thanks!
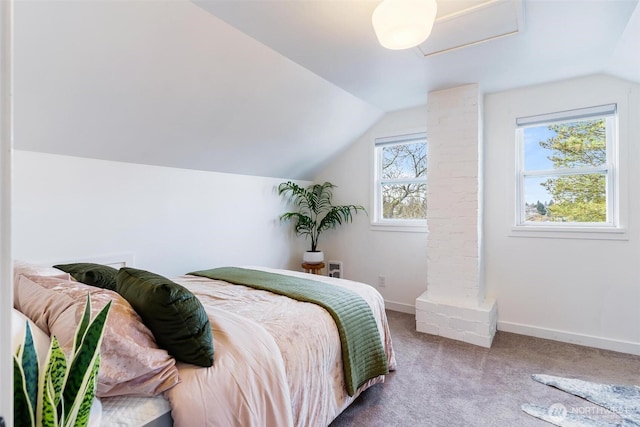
left=606, top=0, right=640, bottom=83
left=13, top=0, right=639, bottom=180
left=13, top=0, right=383, bottom=180
left=196, top=0, right=639, bottom=111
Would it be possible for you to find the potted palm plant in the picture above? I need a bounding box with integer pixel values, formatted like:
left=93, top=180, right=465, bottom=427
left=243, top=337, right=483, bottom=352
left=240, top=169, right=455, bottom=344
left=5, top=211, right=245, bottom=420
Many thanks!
left=278, top=181, right=366, bottom=263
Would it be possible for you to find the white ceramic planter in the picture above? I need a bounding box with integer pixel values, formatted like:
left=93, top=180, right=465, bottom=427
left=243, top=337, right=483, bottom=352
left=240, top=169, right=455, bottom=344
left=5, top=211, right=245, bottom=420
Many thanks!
left=303, top=251, right=324, bottom=263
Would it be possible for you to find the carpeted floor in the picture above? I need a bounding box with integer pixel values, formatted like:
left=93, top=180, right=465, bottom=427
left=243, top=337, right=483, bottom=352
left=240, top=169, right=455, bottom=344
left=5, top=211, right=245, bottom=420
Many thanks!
left=330, top=310, right=640, bottom=427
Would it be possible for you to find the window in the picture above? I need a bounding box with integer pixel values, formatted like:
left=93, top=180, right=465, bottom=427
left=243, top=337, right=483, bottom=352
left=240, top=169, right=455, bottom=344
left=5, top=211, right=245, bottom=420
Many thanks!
left=372, top=132, right=427, bottom=231
left=515, top=104, right=618, bottom=230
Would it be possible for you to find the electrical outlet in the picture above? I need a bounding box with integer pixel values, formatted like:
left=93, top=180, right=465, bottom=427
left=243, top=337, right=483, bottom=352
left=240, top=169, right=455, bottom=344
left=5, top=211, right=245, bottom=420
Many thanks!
left=378, top=276, right=386, bottom=288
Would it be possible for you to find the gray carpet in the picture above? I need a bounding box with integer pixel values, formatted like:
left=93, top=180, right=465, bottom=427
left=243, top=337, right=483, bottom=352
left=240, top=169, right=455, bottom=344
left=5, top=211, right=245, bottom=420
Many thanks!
left=330, top=311, right=640, bottom=427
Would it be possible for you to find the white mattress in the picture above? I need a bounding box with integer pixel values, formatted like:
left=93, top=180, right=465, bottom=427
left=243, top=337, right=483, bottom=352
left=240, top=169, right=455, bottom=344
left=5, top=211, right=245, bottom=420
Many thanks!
left=100, top=395, right=172, bottom=427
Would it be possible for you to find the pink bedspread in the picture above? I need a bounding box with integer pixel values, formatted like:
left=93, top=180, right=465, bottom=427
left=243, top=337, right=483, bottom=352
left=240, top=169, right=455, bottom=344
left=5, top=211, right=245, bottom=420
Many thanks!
left=164, top=267, right=397, bottom=427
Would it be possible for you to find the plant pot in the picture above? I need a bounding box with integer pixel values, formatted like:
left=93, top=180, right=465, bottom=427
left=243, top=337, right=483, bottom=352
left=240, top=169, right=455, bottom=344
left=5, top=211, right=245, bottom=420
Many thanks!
left=303, top=250, right=324, bottom=263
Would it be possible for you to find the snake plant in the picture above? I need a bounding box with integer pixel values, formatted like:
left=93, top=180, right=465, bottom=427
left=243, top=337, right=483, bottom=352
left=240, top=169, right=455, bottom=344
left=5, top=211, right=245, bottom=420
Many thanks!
left=14, top=295, right=111, bottom=427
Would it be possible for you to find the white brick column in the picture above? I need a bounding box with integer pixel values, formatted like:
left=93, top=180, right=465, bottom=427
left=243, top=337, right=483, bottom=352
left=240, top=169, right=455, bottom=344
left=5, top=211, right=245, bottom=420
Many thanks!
left=415, top=84, right=497, bottom=348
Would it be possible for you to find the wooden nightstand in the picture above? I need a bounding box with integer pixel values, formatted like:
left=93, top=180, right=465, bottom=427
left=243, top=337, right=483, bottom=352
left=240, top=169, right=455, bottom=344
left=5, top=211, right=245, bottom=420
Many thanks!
left=302, top=262, right=325, bottom=275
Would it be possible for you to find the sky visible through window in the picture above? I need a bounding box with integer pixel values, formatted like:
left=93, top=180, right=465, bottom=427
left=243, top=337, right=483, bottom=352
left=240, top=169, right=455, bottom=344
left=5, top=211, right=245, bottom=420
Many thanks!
left=523, top=125, right=556, bottom=204
left=382, top=142, right=426, bottom=179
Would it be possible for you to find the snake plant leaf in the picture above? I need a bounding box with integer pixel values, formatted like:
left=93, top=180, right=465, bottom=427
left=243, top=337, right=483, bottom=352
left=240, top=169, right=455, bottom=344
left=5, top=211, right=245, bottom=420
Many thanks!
left=62, top=300, right=111, bottom=424
left=64, top=354, right=100, bottom=427
left=73, top=294, right=93, bottom=354
left=44, top=337, right=67, bottom=408
left=14, top=295, right=110, bottom=427
left=40, top=336, right=67, bottom=427
left=14, top=354, right=35, bottom=427
left=20, top=322, right=39, bottom=416
left=41, top=370, right=60, bottom=427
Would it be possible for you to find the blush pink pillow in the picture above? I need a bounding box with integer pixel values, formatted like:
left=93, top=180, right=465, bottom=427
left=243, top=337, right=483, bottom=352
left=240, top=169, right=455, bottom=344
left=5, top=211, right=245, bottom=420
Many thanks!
left=15, top=274, right=180, bottom=397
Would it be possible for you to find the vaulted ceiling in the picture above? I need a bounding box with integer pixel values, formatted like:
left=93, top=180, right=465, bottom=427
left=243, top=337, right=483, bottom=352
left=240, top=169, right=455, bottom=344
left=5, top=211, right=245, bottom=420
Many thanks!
left=13, top=0, right=639, bottom=180
left=195, top=0, right=639, bottom=111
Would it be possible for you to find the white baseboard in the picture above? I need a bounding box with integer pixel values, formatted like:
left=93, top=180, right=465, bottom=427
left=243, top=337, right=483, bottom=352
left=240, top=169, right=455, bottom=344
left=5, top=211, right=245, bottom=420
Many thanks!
left=384, top=308, right=640, bottom=356
left=498, top=321, right=640, bottom=356
left=384, top=300, right=415, bottom=314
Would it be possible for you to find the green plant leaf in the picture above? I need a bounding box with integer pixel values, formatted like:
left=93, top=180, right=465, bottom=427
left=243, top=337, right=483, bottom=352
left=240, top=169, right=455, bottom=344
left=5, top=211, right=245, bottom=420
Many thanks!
left=14, top=354, right=35, bottom=427
left=279, top=181, right=365, bottom=251
left=45, top=337, right=67, bottom=408
left=41, top=371, right=60, bottom=427
left=73, top=293, right=93, bottom=354
left=65, top=354, right=100, bottom=427
left=62, top=300, right=111, bottom=423
left=15, top=295, right=111, bottom=427
left=20, top=322, right=39, bottom=416
left=39, top=336, right=67, bottom=426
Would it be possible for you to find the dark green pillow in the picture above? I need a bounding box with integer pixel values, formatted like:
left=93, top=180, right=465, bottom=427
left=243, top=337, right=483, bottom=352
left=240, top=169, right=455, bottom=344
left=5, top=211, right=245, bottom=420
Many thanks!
left=116, top=267, right=214, bottom=367
left=53, top=262, right=118, bottom=291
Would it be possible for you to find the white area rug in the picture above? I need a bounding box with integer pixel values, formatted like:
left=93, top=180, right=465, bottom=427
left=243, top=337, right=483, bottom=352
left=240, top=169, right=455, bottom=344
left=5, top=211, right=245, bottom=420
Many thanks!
left=521, top=374, right=640, bottom=427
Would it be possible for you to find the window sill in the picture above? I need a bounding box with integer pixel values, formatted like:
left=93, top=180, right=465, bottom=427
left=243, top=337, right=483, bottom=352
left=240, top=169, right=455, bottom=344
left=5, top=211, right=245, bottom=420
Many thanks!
left=510, top=225, right=628, bottom=240
left=370, top=222, right=429, bottom=233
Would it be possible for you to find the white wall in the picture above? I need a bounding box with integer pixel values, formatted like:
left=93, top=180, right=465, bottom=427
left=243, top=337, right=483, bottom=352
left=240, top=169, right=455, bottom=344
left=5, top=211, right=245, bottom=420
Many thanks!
left=320, top=74, right=640, bottom=354
left=1, top=0, right=12, bottom=422
left=13, top=151, right=309, bottom=276
left=315, top=105, right=429, bottom=313
left=484, top=74, right=640, bottom=354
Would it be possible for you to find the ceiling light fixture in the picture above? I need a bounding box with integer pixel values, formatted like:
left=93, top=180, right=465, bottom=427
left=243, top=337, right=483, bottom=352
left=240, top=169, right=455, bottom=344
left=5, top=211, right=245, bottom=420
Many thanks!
left=372, top=0, right=438, bottom=50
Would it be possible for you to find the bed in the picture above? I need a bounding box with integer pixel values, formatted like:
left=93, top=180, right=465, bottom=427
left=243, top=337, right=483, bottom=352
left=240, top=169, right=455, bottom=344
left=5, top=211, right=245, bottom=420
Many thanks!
left=12, top=260, right=397, bottom=427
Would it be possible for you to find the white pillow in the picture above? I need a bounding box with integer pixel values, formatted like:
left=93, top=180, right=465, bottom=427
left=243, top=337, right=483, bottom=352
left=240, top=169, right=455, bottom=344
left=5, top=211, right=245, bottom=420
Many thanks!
left=13, top=260, right=72, bottom=280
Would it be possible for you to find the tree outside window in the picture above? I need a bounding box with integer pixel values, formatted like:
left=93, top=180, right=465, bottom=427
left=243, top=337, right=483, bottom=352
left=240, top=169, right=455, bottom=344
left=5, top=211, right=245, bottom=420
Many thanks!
left=373, top=132, right=427, bottom=228
left=517, top=104, right=616, bottom=226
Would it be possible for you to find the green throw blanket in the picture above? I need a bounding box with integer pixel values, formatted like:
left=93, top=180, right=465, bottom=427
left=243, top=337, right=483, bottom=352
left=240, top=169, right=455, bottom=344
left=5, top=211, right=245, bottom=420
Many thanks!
left=188, top=267, right=389, bottom=396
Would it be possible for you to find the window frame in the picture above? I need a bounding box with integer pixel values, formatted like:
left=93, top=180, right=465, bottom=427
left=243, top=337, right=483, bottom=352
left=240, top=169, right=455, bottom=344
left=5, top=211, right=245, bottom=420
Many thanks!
left=513, top=103, right=626, bottom=238
left=371, top=131, right=428, bottom=233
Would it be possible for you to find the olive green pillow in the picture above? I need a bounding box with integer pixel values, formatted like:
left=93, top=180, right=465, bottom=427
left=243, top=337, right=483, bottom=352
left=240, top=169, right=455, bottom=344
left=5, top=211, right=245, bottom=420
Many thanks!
left=116, top=267, right=214, bottom=367
left=53, top=262, right=118, bottom=291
